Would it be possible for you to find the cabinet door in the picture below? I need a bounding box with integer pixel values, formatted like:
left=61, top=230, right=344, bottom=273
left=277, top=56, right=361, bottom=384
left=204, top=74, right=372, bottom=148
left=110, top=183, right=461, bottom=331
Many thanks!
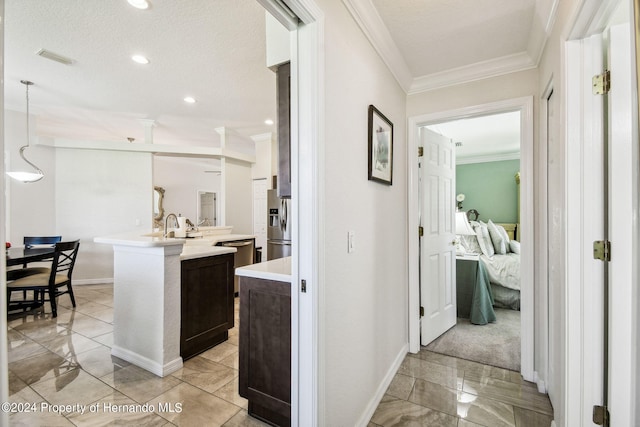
left=239, top=276, right=291, bottom=426
left=181, top=254, right=234, bottom=360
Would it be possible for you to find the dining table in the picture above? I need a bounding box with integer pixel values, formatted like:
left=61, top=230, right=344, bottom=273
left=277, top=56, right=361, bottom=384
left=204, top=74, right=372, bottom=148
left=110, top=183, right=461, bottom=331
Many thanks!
left=6, top=246, right=56, bottom=267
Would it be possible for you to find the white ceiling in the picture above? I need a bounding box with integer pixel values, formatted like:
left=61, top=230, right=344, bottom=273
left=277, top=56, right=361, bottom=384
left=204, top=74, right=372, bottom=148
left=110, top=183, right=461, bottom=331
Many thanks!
left=5, top=0, right=276, bottom=147
left=4, top=1, right=556, bottom=154
left=426, top=111, right=521, bottom=162
left=371, top=0, right=535, bottom=77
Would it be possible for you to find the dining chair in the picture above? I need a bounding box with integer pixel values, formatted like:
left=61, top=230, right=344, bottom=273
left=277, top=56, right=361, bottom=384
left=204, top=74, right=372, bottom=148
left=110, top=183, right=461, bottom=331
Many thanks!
left=7, top=240, right=80, bottom=317
left=7, top=236, right=62, bottom=306
left=6, top=236, right=62, bottom=306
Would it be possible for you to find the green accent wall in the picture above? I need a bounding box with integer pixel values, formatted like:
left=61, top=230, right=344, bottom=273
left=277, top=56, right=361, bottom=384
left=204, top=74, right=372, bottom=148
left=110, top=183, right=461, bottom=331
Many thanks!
left=456, top=159, right=519, bottom=223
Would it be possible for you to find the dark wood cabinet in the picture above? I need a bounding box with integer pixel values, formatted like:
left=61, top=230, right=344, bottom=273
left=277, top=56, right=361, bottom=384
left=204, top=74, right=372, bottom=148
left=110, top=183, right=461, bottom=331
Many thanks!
left=180, top=253, right=234, bottom=360
left=276, top=61, right=291, bottom=198
left=239, top=276, right=291, bottom=427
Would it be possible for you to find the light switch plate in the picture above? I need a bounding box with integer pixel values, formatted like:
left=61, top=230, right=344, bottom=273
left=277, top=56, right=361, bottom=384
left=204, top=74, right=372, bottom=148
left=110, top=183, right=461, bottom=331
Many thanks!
left=347, top=231, right=355, bottom=253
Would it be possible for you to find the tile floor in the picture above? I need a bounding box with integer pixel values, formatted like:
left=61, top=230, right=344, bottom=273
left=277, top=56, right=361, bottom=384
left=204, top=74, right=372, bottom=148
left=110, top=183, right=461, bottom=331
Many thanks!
left=7, top=284, right=554, bottom=427
left=369, top=350, right=554, bottom=427
left=6, top=284, right=270, bottom=426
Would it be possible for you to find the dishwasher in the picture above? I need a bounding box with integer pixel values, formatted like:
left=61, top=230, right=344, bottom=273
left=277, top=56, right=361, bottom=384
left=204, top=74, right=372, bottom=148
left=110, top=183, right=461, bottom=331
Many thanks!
left=216, top=238, right=255, bottom=295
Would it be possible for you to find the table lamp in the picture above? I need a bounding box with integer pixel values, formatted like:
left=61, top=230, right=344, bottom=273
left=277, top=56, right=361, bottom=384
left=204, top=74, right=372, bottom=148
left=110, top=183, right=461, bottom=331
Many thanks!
left=455, top=211, right=475, bottom=254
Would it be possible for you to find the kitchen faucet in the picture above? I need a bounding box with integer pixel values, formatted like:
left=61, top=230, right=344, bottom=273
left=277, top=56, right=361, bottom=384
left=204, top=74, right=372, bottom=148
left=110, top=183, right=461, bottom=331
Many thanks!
left=164, top=213, right=179, bottom=237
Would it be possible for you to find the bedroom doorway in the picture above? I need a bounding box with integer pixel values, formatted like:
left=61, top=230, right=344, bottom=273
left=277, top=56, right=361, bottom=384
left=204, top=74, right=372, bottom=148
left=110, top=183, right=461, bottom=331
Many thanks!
left=408, top=96, right=535, bottom=381
left=422, top=112, right=522, bottom=372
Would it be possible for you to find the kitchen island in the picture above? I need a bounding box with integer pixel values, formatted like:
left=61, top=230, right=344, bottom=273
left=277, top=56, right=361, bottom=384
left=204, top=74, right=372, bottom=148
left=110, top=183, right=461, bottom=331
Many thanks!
left=236, top=257, right=292, bottom=426
left=95, top=231, right=238, bottom=377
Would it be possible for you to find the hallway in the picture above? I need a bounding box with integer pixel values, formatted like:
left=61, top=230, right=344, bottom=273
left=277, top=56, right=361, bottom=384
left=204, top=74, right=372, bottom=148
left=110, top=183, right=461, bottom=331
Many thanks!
left=369, top=349, right=553, bottom=426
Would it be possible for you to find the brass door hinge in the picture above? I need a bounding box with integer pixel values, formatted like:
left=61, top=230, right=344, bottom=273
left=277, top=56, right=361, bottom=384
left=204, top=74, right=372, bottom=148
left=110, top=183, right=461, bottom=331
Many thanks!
left=593, top=70, right=611, bottom=95
left=419, top=306, right=424, bottom=317
left=418, top=226, right=424, bottom=237
left=593, top=240, right=611, bottom=262
left=593, top=405, right=609, bottom=426
left=418, top=146, right=424, bottom=157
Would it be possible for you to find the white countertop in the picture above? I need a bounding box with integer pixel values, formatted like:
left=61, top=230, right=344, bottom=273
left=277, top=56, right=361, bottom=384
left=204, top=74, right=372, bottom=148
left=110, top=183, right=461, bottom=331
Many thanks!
left=94, top=230, right=246, bottom=260
left=180, top=245, right=236, bottom=260
left=235, top=256, right=292, bottom=282
left=96, top=231, right=254, bottom=247
left=95, top=231, right=186, bottom=248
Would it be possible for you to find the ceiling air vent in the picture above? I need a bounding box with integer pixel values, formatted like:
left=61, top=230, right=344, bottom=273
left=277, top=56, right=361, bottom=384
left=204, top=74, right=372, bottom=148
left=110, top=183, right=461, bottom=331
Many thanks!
left=35, top=49, right=74, bottom=65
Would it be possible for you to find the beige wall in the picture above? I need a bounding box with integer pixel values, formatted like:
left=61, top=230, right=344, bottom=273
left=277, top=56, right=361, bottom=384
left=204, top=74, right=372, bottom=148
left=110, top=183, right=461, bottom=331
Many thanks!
left=222, top=157, right=253, bottom=234
left=316, top=1, right=408, bottom=425
left=55, top=149, right=152, bottom=282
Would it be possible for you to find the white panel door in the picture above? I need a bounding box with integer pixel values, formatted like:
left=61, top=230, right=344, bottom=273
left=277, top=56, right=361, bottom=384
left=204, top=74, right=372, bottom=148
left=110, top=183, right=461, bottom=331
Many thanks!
left=420, top=128, right=456, bottom=345
left=252, top=179, right=268, bottom=260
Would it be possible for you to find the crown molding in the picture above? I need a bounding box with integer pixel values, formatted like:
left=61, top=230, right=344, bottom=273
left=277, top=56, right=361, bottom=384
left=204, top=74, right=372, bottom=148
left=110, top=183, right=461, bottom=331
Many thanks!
left=409, top=52, right=536, bottom=95
left=342, top=0, right=413, bottom=92
left=345, top=0, right=557, bottom=95
left=456, top=151, right=520, bottom=165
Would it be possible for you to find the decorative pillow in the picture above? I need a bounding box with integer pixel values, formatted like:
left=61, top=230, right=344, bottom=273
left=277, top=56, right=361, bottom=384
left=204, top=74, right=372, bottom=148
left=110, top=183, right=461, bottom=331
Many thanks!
left=497, top=225, right=510, bottom=246
left=509, top=240, right=521, bottom=254
left=459, top=234, right=482, bottom=254
left=475, top=222, right=495, bottom=257
left=488, top=220, right=507, bottom=255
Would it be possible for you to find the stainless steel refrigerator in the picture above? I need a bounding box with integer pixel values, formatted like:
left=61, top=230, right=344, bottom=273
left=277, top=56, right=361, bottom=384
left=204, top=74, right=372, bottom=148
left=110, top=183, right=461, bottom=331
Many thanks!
left=267, top=190, right=291, bottom=260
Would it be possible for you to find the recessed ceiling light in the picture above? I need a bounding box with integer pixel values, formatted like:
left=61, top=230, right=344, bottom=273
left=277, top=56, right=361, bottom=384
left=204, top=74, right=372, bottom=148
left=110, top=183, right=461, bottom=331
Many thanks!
left=127, top=0, right=150, bottom=10
left=184, top=97, right=196, bottom=104
left=264, top=119, right=274, bottom=125
left=131, top=55, right=150, bottom=64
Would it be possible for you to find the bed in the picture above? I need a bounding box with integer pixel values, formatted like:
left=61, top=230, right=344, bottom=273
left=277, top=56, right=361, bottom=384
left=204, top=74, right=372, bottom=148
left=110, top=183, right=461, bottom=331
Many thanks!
left=459, top=219, right=521, bottom=310
left=480, top=252, right=521, bottom=310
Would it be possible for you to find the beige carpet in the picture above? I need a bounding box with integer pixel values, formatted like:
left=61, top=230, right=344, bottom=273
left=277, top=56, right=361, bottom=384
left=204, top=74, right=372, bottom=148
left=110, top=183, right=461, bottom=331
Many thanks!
left=424, top=308, right=521, bottom=371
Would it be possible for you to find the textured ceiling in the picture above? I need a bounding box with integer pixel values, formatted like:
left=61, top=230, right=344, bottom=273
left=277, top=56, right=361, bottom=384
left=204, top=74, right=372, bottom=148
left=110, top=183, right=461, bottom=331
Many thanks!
left=426, top=111, right=521, bottom=161
left=6, top=1, right=542, bottom=154
left=5, top=0, right=276, bottom=146
left=371, top=0, right=536, bottom=77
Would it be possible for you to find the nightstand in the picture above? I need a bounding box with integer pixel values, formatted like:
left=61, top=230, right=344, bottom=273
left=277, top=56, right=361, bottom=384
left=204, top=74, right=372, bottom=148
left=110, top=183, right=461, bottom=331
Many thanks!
left=455, top=254, right=496, bottom=324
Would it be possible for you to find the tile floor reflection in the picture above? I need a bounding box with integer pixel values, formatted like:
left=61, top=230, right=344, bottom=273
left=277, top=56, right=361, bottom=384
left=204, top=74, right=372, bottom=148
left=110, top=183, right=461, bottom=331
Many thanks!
left=6, top=284, right=268, bottom=427
left=370, top=351, right=554, bottom=427
left=7, top=284, right=554, bottom=426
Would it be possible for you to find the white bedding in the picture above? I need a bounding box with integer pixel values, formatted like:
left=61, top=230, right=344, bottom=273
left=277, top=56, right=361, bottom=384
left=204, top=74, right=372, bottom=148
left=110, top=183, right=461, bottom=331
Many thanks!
left=480, top=253, right=520, bottom=291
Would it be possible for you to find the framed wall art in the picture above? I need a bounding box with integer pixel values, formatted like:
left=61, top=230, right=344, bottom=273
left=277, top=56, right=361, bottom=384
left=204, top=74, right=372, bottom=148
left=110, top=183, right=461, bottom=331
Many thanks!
left=368, top=105, right=393, bottom=185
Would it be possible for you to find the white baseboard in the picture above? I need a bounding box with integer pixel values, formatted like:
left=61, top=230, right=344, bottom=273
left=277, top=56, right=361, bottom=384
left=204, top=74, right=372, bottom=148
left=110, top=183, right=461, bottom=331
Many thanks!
left=533, top=370, right=547, bottom=393
left=356, top=343, right=409, bottom=427
left=74, top=278, right=114, bottom=286
left=111, top=345, right=183, bottom=377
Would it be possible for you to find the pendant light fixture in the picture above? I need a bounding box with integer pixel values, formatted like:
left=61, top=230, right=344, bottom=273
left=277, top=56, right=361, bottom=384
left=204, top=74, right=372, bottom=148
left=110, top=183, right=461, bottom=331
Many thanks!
left=6, top=80, right=44, bottom=183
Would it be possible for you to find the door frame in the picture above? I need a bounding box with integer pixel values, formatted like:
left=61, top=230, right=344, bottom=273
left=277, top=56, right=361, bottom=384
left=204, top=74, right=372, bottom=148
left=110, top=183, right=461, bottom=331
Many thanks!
left=253, top=1, right=324, bottom=426
left=563, top=0, right=635, bottom=425
left=407, top=96, right=535, bottom=382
